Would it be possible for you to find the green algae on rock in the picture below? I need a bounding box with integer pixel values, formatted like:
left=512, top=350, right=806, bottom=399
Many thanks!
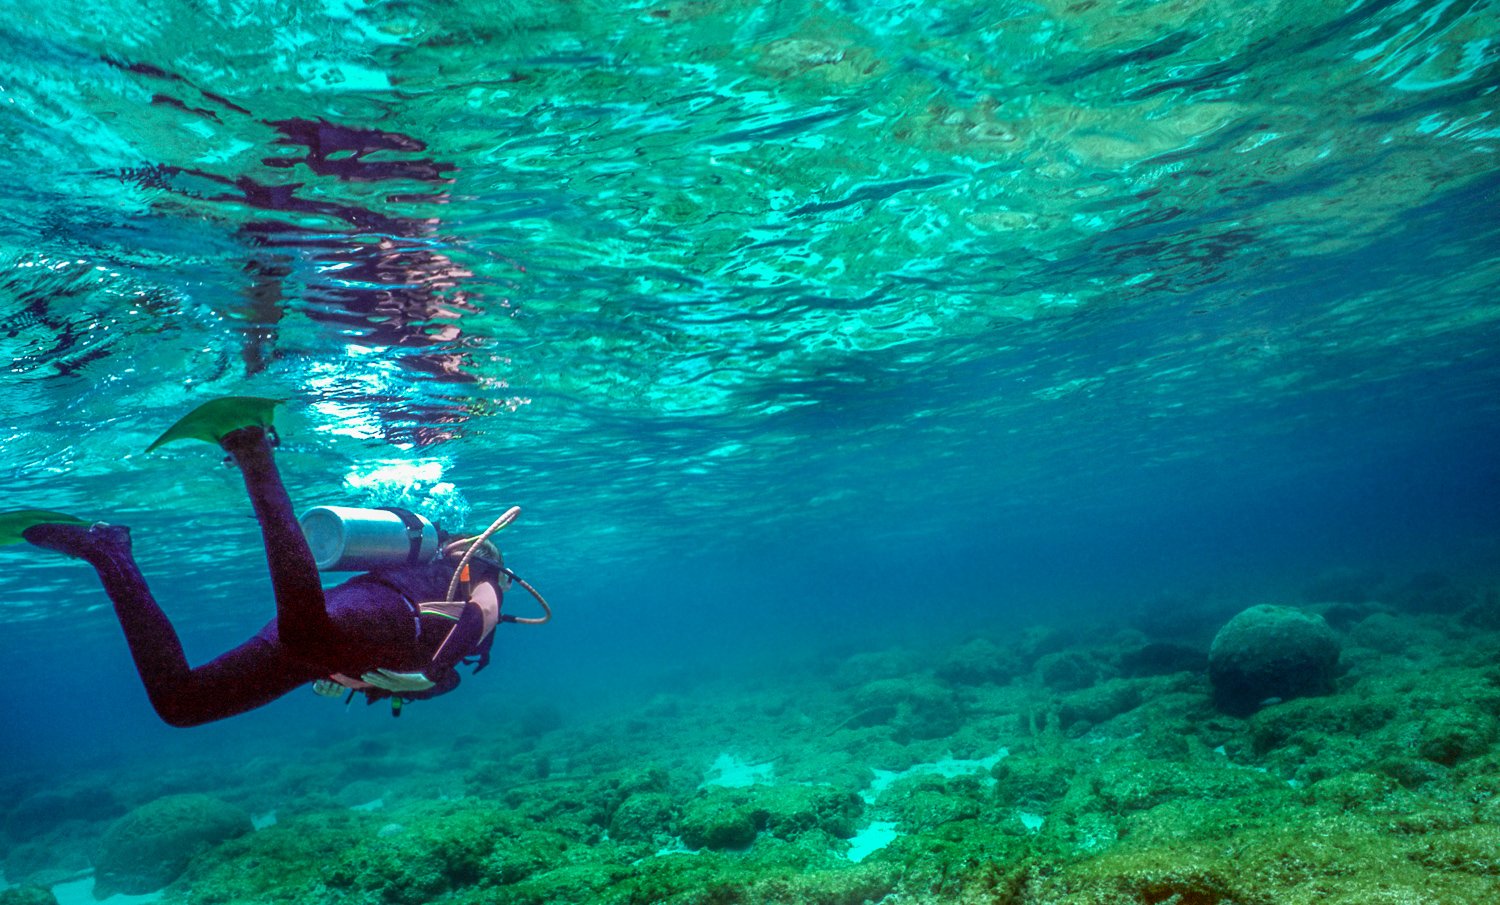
left=94, top=793, right=252, bottom=897
left=680, top=783, right=863, bottom=851
left=0, top=888, right=59, bottom=905
left=1209, top=604, right=1341, bottom=716
left=25, top=575, right=1490, bottom=905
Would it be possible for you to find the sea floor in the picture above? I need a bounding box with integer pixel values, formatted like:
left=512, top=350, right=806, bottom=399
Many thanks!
left=4, top=569, right=1500, bottom=905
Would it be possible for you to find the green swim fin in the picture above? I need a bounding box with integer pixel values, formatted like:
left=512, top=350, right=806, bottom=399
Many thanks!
left=146, top=396, right=284, bottom=453
left=0, top=509, right=90, bottom=546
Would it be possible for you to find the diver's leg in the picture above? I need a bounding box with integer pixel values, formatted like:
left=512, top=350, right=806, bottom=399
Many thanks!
left=217, top=426, right=338, bottom=657
left=142, top=635, right=320, bottom=727
left=22, top=523, right=315, bottom=726
left=25, top=523, right=190, bottom=701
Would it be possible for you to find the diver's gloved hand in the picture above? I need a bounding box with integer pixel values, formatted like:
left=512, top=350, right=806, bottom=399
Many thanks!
left=360, top=669, right=436, bottom=693
left=312, top=679, right=346, bottom=698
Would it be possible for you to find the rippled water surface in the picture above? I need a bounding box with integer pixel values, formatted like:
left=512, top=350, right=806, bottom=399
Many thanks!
left=1, top=0, right=1498, bottom=634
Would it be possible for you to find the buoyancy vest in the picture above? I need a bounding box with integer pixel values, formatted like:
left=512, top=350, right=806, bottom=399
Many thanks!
left=324, top=572, right=503, bottom=692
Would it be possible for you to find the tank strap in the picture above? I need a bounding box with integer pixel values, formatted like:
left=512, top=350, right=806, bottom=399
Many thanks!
left=374, top=507, right=426, bottom=565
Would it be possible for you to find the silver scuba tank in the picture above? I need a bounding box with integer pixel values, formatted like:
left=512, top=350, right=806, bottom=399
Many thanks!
left=299, top=506, right=441, bottom=571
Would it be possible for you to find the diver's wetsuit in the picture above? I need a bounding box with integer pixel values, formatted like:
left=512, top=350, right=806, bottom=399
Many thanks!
left=47, top=428, right=496, bottom=727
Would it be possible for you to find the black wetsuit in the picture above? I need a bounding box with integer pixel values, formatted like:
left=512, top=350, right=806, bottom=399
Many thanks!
left=75, top=429, right=496, bottom=727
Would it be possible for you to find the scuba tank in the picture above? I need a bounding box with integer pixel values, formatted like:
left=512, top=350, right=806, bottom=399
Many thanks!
left=299, top=506, right=441, bottom=571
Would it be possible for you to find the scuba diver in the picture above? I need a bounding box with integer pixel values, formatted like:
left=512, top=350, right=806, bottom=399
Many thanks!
left=3, top=397, right=548, bottom=727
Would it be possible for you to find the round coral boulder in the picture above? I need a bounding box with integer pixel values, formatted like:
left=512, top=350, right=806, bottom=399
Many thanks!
left=1208, top=605, right=1340, bottom=716
left=93, top=794, right=252, bottom=897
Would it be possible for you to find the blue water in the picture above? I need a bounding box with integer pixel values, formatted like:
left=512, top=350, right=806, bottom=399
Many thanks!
left=0, top=0, right=1498, bottom=880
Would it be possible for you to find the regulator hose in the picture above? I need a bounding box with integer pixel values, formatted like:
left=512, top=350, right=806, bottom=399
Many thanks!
left=444, top=505, right=551, bottom=624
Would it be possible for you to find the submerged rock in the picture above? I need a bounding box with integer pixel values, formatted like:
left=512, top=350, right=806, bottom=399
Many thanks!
left=679, top=790, right=758, bottom=850
left=872, top=774, right=983, bottom=833
left=2, top=832, right=93, bottom=888
left=847, top=678, right=962, bottom=741
left=1417, top=708, right=1498, bottom=767
left=1056, top=678, right=1145, bottom=730
left=1035, top=650, right=1107, bottom=692
left=831, top=649, right=924, bottom=688
left=608, top=792, right=677, bottom=845
left=1391, top=571, right=1475, bottom=614
left=93, top=793, right=252, bottom=897
left=1208, top=604, right=1341, bottom=716
left=3, top=784, right=119, bottom=840
left=991, top=751, right=1073, bottom=811
left=935, top=638, right=1022, bottom=686
left=679, top=783, right=863, bottom=851
left=0, top=887, right=59, bottom=905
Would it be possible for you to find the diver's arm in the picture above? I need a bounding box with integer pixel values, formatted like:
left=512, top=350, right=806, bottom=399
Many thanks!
left=400, top=669, right=460, bottom=700
left=357, top=667, right=459, bottom=703
left=426, top=578, right=503, bottom=677
left=427, top=600, right=487, bottom=677
left=359, top=605, right=482, bottom=691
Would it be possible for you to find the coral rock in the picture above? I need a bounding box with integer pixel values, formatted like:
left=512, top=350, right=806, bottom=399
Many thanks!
left=93, top=794, right=252, bottom=897
left=1208, top=604, right=1340, bottom=716
left=0, top=886, right=60, bottom=905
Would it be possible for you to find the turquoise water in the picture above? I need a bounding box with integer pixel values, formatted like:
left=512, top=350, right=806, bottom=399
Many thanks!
left=2, top=0, right=1499, bottom=901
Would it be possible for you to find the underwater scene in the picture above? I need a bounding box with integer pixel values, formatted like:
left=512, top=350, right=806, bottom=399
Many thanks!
left=2, top=0, right=1500, bottom=903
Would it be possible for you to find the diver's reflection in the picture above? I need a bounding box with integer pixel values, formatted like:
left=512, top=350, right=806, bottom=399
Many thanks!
left=239, top=118, right=474, bottom=385
left=114, top=59, right=501, bottom=443
left=135, top=117, right=473, bottom=389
